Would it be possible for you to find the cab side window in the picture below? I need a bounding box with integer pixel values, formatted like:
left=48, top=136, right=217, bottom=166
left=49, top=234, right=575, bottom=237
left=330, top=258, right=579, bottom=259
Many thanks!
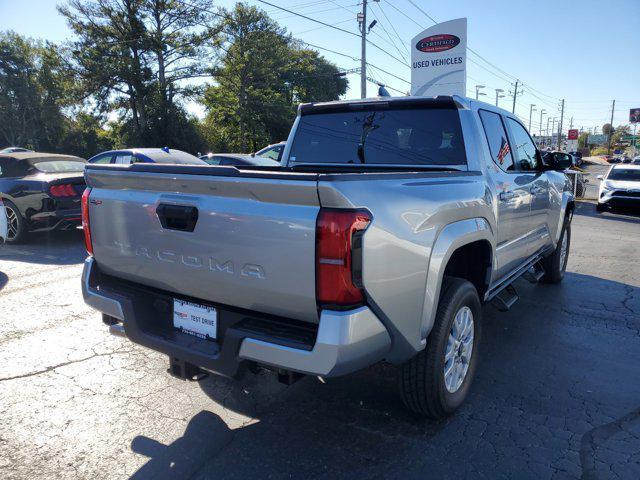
left=478, top=110, right=515, bottom=171
left=90, top=153, right=113, bottom=164
left=261, top=146, right=283, bottom=161
left=505, top=118, right=538, bottom=171
left=114, top=154, right=133, bottom=165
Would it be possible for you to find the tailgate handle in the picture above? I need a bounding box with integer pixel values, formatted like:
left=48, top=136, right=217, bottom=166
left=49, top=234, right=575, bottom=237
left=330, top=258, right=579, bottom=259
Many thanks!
left=156, top=204, right=198, bottom=232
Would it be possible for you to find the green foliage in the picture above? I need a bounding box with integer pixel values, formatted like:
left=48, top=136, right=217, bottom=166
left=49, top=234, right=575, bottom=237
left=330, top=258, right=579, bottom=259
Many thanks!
left=611, top=124, right=630, bottom=146
left=1, top=2, right=348, bottom=157
left=58, top=0, right=216, bottom=150
left=201, top=3, right=347, bottom=153
left=591, top=146, right=609, bottom=156
left=577, top=132, right=589, bottom=150
left=0, top=32, right=72, bottom=151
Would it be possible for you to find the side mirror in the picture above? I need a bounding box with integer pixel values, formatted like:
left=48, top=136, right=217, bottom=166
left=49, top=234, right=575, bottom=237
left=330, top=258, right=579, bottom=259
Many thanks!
left=550, top=152, right=573, bottom=170
left=596, top=175, right=603, bottom=180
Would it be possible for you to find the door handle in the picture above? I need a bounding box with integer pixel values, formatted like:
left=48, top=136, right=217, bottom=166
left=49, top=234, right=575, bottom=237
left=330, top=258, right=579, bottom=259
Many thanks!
left=498, top=191, right=516, bottom=202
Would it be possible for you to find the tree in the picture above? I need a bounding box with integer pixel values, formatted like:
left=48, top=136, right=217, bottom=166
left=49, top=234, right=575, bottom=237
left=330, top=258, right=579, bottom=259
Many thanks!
left=0, top=32, right=73, bottom=150
left=602, top=123, right=614, bottom=135
left=58, top=0, right=215, bottom=149
left=59, top=0, right=151, bottom=143
left=141, top=0, right=217, bottom=137
left=202, top=4, right=347, bottom=152
left=577, top=132, right=589, bottom=150
left=611, top=124, right=630, bottom=146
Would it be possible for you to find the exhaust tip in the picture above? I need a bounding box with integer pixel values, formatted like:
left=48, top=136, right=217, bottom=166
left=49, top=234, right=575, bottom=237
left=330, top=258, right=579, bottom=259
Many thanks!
left=109, top=324, right=126, bottom=337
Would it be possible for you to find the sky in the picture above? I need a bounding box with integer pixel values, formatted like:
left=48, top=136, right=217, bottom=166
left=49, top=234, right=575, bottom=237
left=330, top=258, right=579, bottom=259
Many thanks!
left=1, top=0, right=638, bottom=133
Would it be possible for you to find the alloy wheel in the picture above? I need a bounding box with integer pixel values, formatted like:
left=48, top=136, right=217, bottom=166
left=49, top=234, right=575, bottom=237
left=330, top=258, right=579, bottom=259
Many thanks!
left=5, top=205, right=19, bottom=240
left=444, top=306, right=475, bottom=393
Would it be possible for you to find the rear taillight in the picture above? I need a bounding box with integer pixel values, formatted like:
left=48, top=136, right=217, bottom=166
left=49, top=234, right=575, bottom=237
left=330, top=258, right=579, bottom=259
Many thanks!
left=81, top=188, right=93, bottom=256
left=50, top=184, right=77, bottom=197
left=316, top=208, right=371, bottom=308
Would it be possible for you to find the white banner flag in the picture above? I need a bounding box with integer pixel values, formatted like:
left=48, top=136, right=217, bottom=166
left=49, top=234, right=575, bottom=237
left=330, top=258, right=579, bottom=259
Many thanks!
left=411, top=18, right=467, bottom=97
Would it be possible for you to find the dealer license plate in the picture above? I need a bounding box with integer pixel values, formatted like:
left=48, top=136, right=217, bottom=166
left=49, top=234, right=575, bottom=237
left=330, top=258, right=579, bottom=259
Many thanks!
left=173, top=299, right=217, bottom=339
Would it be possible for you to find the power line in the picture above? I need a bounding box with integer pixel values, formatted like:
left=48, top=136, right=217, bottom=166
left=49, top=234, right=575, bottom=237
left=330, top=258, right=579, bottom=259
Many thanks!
left=254, top=0, right=409, bottom=68
left=293, top=18, right=352, bottom=35
left=368, top=6, right=409, bottom=61
left=254, top=0, right=360, bottom=38
left=375, top=2, right=410, bottom=56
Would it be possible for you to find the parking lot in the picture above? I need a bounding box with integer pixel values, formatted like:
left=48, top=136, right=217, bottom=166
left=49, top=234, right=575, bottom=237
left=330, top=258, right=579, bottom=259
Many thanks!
left=1, top=198, right=639, bottom=479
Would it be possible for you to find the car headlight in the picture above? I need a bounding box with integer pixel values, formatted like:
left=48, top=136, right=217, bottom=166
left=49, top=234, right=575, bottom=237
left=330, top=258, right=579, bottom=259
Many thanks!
left=601, top=181, right=615, bottom=191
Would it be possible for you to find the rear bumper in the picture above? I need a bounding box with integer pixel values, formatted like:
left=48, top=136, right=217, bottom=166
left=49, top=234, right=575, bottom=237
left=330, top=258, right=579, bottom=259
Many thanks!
left=81, top=258, right=390, bottom=378
left=29, top=207, right=82, bottom=232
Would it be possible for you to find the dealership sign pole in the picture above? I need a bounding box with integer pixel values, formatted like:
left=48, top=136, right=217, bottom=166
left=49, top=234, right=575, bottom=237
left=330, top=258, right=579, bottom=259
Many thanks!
left=411, top=18, right=467, bottom=97
left=567, top=129, right=579, bottom=153
left=631, top=108, right=640, bottom=156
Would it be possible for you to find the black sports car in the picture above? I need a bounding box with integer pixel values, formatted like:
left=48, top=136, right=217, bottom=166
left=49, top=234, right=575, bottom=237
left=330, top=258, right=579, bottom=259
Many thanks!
left=0, top=152, right=87, bottom=243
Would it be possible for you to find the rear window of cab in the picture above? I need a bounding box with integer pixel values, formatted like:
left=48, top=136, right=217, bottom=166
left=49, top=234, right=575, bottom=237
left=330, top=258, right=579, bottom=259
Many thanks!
left=289, top=108, right=466, bottom=166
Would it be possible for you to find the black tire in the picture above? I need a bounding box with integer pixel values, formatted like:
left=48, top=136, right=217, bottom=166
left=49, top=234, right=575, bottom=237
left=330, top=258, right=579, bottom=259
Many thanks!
left=541, top=218, right=571, bottom=283
left=399, top=277, right=482, bottom=419
left=596, top=203, right=607, bottom=212
left=3, top=200, right=27, bottom=244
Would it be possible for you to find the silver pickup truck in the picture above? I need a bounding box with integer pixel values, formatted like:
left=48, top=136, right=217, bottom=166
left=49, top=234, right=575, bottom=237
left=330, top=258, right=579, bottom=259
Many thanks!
left=81, top=95, right=574, bottom=418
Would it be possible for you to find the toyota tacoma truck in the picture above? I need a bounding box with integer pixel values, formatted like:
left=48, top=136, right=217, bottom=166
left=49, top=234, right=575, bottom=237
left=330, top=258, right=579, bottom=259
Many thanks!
left=81, top=95, right=574, bottom=418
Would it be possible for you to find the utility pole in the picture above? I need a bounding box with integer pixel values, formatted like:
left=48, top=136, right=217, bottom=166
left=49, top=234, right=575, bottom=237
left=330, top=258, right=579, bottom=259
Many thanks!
left=539, top=108, right=546, bottom=143
left=358, top=0, right=368, bottom=99
left=546, top=117, right=550, bottom=144
left=607, top=99, right=615, bottom=154
left=528, top=104, right=536, bottom=131
left=510, top=80, right=521, bottom=114
left=357, top=0, right=379, bottom=98
left=557, top=99, right=564, bottom=150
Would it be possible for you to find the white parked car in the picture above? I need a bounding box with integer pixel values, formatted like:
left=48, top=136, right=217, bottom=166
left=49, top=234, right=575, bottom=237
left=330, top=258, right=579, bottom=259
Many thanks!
left=597, top=165, right=640, bottom=211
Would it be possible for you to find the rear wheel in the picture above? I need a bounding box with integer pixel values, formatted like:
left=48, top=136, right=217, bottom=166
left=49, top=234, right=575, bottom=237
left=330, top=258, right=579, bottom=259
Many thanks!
left=541, top=218, right=570, bottom=283
left=4, top=200, right=27, bottom=244
left=399, top=277, right=482, bottom=418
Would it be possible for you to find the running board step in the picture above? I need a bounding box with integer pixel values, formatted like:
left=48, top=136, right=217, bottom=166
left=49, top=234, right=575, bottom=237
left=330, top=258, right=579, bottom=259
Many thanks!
left=522, top=263, right=545, bottom=283
left=492, top=284, right=519, bottom=312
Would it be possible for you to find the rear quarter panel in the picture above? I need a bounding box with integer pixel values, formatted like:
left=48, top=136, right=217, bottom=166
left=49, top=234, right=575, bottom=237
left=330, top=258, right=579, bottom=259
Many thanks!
left=318, top=172, right=494, bottom=362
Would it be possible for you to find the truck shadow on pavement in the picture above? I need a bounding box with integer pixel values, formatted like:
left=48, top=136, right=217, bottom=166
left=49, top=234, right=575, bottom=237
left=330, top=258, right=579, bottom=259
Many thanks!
left=130, top=411, right=234, bottom=480
left=128, top=271, right=640, bottom=479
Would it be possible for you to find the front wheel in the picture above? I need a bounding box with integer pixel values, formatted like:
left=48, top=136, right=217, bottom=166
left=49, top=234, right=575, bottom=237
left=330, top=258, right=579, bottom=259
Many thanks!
left=399, top=277, right=482, bottom=418
left=541, top=219, right=571, bottom=283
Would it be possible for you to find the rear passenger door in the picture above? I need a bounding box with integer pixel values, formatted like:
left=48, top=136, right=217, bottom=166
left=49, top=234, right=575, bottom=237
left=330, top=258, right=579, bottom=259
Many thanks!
left=504, top=118, right=551, bottom=256
left=478, top=110, right=533, bottom=280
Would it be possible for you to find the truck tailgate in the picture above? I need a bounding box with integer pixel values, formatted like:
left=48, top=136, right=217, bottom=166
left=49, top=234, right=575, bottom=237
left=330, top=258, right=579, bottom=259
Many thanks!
left=85, top=166, right=320, bottom=323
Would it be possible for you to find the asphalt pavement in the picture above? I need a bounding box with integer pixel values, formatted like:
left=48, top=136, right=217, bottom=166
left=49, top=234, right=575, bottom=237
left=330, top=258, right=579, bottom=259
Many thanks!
left=1, top=203, right=640, bottom=479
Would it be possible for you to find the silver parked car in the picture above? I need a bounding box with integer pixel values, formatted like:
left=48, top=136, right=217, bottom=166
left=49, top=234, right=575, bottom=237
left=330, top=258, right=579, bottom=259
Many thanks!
left=80, top=95, right=574, bottom=418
